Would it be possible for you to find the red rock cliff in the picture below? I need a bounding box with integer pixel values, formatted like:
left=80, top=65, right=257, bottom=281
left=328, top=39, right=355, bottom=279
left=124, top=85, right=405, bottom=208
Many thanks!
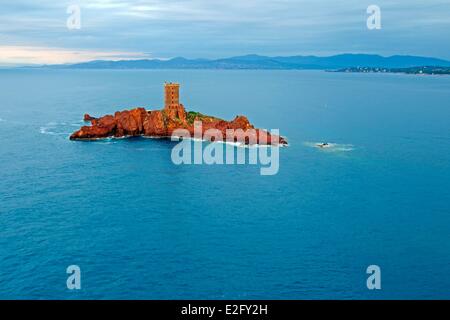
left=70, top=104, right=287, bottom=145
left=70, top=83, right=286, bottom=145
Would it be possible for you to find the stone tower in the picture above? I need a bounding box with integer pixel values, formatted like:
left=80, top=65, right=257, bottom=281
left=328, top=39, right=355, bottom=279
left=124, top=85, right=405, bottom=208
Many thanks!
left=164, top=82, right=180, bottom=108
left=163, top=82, right=186, bottom=123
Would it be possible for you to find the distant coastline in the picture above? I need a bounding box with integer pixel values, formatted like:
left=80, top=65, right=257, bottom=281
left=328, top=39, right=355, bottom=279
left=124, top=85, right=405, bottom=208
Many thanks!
left=22, top=53, right=450, bottom=71
left=333, top=66, right=450, bottom=75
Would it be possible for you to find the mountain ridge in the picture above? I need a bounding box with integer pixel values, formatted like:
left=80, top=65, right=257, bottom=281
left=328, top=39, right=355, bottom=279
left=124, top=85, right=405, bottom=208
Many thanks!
left=38, top=53, right=450, bottom=70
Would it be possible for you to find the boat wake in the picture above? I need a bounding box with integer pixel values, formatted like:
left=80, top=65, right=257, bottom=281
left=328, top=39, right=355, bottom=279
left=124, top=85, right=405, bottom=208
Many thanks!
left=304, top=141, right=354, bottom=152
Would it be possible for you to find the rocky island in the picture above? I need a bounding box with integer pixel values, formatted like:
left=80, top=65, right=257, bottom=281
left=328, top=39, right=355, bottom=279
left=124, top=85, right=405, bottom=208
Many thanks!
left=70, top=83, right=287, bottom=145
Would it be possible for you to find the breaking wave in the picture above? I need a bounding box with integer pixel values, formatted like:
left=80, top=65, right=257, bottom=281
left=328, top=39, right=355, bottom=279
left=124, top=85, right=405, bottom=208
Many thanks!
left=172, top=137, right=284, bottom=148
left=39, top=122, right=74, bottom=136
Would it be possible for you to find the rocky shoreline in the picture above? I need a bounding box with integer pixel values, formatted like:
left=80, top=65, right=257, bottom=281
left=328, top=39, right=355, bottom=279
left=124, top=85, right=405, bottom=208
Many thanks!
left=70, top=83, right=287, bottom=145
left=70, top=105, right=287, bottom=146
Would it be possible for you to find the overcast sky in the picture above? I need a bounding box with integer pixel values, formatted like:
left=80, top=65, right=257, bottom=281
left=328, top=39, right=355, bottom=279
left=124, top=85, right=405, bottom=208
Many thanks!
left=1, top=0, right=449, bottom=64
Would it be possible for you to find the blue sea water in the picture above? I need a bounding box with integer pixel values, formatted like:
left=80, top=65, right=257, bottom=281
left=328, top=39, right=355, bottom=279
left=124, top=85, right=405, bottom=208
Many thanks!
left=0, top=69, right=449, bottom=299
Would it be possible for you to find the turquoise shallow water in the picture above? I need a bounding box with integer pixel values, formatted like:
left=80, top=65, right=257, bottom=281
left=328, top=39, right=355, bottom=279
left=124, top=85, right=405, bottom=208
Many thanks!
left=0, top=69, right=449, bottom=299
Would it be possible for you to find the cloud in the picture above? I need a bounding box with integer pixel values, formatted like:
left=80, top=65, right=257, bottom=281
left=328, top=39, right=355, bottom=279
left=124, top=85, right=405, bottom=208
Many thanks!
left=0, top=46, right=151, bottom=65
left=0, top=0, right=449, bottom=62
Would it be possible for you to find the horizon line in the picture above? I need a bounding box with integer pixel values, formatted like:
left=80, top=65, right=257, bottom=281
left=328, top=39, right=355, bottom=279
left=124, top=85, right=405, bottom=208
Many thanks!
left=2, top=52, right=450, bottom=68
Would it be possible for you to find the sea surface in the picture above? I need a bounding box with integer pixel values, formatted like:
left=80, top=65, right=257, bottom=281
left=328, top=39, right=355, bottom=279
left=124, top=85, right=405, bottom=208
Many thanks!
left=0, top=69, right=449, bottom=299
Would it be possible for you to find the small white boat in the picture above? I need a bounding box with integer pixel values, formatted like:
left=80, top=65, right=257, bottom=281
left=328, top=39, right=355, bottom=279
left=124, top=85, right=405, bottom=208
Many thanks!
left=316, top=142, right=331, bottom=148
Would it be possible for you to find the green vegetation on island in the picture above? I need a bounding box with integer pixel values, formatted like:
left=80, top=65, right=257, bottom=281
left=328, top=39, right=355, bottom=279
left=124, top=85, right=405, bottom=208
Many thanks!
left=186, top=111, right=222, bottom=125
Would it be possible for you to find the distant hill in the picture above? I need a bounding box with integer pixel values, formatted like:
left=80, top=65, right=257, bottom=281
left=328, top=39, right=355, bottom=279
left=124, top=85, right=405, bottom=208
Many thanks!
left=42, top=54, right=450, bottom=70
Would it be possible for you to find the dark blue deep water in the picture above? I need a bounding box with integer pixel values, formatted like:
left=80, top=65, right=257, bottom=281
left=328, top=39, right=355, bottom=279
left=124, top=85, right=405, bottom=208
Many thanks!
left=0, top=69, right=449, bottom=299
